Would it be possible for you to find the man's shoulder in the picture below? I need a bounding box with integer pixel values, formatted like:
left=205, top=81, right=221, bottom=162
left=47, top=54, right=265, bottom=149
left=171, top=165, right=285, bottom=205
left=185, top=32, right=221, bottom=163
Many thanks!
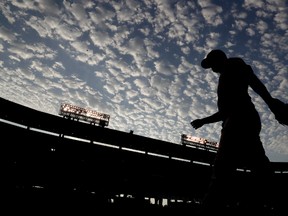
left=225, top=57, right=253, bottom=76
left=227, top=57, right=246, bottom=65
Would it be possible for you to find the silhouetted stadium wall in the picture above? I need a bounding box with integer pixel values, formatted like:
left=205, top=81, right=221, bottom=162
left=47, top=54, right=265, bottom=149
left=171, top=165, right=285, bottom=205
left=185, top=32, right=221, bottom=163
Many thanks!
left=1, top=97, right=287, bottom=213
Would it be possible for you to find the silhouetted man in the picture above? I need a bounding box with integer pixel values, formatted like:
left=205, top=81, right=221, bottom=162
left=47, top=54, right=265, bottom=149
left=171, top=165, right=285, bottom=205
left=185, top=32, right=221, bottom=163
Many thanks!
left=191, top=50, right=279, bottom=214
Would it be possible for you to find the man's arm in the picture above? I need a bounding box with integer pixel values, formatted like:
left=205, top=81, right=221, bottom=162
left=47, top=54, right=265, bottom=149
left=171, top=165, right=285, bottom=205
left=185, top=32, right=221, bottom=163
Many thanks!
left=247, top=65, right=274, bottom=105
left=191, top=111, right=222, bottom=129
left=247, top=65, right=287, bottom=125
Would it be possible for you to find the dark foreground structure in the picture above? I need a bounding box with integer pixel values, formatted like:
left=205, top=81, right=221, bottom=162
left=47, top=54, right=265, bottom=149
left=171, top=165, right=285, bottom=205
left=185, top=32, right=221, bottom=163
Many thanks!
left=1, top=97, right=287, bottom=215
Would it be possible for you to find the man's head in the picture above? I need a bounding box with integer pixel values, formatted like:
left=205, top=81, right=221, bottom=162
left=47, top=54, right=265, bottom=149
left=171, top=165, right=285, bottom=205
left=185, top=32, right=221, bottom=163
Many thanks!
left=201, top=49, right=227, bottom=72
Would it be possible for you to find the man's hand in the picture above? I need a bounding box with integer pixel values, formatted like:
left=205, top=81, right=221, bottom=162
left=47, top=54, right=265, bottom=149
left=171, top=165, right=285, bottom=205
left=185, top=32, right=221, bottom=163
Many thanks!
left=268, top=98, right=288, bottom=126
left=191, top=119, right=204, bottom=129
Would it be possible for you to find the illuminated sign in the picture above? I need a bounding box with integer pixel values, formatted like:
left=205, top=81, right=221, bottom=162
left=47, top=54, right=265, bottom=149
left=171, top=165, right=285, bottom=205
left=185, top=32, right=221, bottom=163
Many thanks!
left=181, top=134, right=219, bottom=150
left=59, top=103, right=110, bottom=127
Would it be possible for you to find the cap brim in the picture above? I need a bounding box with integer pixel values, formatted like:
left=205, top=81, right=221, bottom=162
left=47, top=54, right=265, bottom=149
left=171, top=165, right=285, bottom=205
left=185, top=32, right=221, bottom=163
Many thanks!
left=201, top=58, right=211, bottom=69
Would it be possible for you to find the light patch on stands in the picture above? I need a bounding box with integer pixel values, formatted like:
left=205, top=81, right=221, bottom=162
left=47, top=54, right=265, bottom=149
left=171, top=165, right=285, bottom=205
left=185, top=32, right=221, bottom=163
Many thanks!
left=192, top=160, right=211, bottom=166
left=147, top=152, right=169, bottom=158
left=236, top=168, right=251, bottom=172
left=162, top=199, right=168, bottom=206
left=121, top=147, right=146, bottom=154
left=0, top=118, right=27, bottom=129
left=32, top=185, right=44, bottom=189
left=208, top=149, right=218, bottom=153
left=64, top=135, right=90, bottom=143
left=185, top=144, right=198, bottom=149
left=185, top=144, right=217, bottom=153
left=275, top=170, right=288, bottom=174
left=30, top=127, right=59, bottom=136
left=171, top=157, right=190, bottom=163
left=92, top=141, right=119, bottom=149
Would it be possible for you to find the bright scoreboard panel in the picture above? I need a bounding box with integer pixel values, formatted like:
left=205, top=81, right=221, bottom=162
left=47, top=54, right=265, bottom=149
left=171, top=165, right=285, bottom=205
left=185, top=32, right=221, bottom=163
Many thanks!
left=59, top=103, right=110, bottom=126
left=181, top=134, right=219, bottom=150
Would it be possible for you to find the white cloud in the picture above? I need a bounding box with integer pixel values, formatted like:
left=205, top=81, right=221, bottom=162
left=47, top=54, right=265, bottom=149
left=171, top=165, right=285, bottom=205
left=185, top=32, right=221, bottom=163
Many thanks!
left=154, top=60, right=176, bottom=76
left=150, top=74, right=172, bottom=93
left=26, top=16, right=53, bottom=38
left=198, top=0, right=223, bottom=26
left=0, top=2, right=16, bottom=24
left=0, top=25, right=17, bottom=42
left=274, top=10, right=288, bottom=30
left=246, top=27, right=256, bottom=36
left=90, top=29, right=113, bottom=48
left=56, top=22, right=83, bottom=41
left=256, top=20, right=269, bottom=34
left=243, top=0, right=265, bottom=9
left=7, top=42, right=56, bottom=61
left=205, top=32, right=220, bottom=48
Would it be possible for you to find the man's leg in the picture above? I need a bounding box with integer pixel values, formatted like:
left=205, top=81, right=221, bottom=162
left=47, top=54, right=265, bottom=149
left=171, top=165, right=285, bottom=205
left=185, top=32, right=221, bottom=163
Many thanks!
left=199, top=155, right=235, bottom=215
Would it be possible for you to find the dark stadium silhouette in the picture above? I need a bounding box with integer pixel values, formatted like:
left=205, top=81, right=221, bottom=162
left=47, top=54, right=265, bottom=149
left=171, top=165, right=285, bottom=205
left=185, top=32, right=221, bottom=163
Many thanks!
left=1, top=97, right=287, bottom=215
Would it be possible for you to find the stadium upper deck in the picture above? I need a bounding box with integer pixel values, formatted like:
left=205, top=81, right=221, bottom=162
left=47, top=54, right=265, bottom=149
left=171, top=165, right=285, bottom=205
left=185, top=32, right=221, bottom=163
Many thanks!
left=1, top=97, right=287, bottom=214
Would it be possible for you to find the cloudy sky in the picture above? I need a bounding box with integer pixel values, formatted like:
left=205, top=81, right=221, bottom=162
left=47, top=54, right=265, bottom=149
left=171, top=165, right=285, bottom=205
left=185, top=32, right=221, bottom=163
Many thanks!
left=0, top=0, right=287, bottom=162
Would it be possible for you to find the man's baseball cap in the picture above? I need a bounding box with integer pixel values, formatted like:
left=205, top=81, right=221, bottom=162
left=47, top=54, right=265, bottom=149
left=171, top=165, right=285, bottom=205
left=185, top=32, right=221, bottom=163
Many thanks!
left=201, top=49, right=227, bottom=69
